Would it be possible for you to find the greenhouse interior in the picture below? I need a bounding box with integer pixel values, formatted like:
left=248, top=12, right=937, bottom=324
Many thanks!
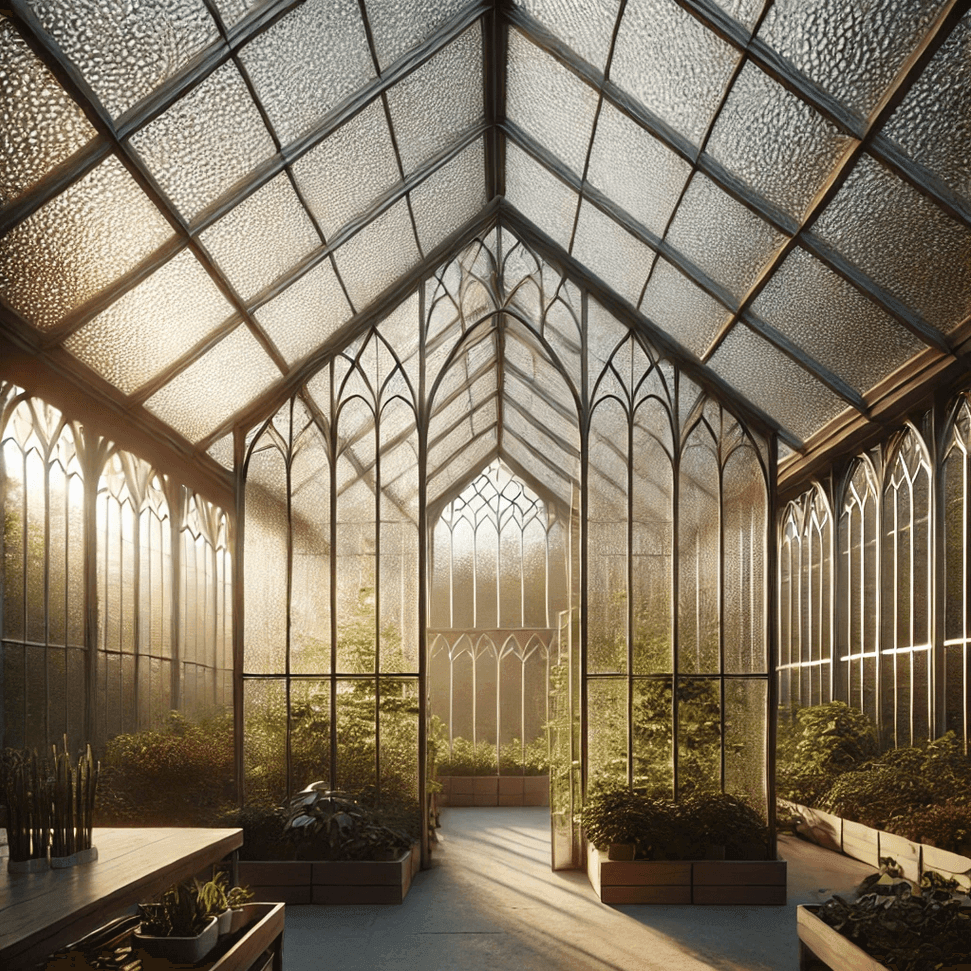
left=2, top=0, right=971, bottom=969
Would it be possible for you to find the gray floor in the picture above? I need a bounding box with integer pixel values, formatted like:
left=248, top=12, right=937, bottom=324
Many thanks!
left=283, top=807, right=873, bottom=971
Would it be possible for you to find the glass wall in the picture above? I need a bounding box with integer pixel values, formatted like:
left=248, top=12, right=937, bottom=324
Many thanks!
left=0, top=381, right=232, bottom=753
left=780, top=389, right=971, bottom=751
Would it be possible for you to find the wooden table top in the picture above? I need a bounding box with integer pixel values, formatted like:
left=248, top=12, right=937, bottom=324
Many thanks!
left=0, top=827, right=242, bottom=968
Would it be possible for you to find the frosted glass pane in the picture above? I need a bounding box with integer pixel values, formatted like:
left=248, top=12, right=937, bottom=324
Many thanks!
left=610, top=0, right=740, bottom=146
left=758, top=0, right=947, bottom=116
left=884, top=13, right=971, bottom=208
left=812, top=154, right=971, bottom=332
left=586, top=100, right=692, bottom=236
left=254, top=259, right=352, bottom=367
left=292, top=100, right=401, bottom=242
left=708, top=323, right=849, bottom=442
left=129, top=62, right=276, bottom=222
left=513, top=0, right=621, bottom=70
left=708, top=0, right=764, bottom=31
left=385, top=24, right=483, bottom=175
left=366, top=0, right=472, bottom=71
left=199, top=174, right=320, bottom=301
left=209, top=0, right=264, bottom=29
left=207, top=434, right=234, bottom=469
left=0, top=154, right=174, bottom=331
left=506, top=27, right=598, bottom=179
left=410, top=138, right=486, bottom=255
left=640, top=257, right=730, bottom=357
left=239, top=0, right=375, bottom=145
left=666, top=174, right=787, bottom=303
left=751, top=247, right=924, bottom=394
left=26, top=0, right=219, bottom=120
left=64, top=248, right=235, bottom=395
left=705, top=62, right=852, bottom=220
left=0, top=16, right=96, bottom=207
left=571, top=201, right=655, bottom=306
left=505, top=142, right=579, bottom=252
left=332, top=200, right=421, bottom=311
left=144, top=325, right=281, bottom=442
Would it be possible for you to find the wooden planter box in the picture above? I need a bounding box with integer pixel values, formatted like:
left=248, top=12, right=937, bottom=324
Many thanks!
left=586, top=843, right=787, bottom=905
left=238, top=844, right=420, bottom=905
left=436, top=775, right=549, bottom=807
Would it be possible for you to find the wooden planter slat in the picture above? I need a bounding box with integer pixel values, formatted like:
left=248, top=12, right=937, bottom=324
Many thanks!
left=922, top=844, right=971, bottom=891
left=841, top=819, right=880, bottom=868
left=797, top=905, right=889, bottom=971
left=876, top=831, right=920, bottom=882
left=238, top=862, right=311, bottom=886
left=602, top=860, right=691, bottom=887
left=436, top=775, right=549, bottom=807
left=693, top=861, right=787, bottom=886
left=602, top=886, right=692, bottom=904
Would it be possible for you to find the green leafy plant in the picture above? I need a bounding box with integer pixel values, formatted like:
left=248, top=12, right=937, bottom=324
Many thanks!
left=50, top=738, right=98, bottom=858
left=817, top=764, right=931, bottom=830
left=577, top=786, right=677, bottom=860
left=499, top=736, right=550, bottom=776
left=226, top=885, right=254, bottom=910
left=436, top=736, right=498, bottom=776
left=681, top=790, right=768, bottom=858
left=893, top=800, right=971, bottom=854
left=138, top=883, right=209, bottom=937
left=194, top=872, right=229, bottom=918
left=4, top=748, right=51, bottom=862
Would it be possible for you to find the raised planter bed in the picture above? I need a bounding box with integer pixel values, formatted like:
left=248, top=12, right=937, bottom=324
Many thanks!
left=436, top=775, right=549, bottom=807
left=586, top=843, right=787, bottom=905
left=238, top=844, right=421, bottom=905
left=798, top=904, right=884, bottom=971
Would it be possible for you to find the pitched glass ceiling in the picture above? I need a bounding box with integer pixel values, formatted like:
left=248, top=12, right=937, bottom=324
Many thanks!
left=1, top=0, right=970, bottom=487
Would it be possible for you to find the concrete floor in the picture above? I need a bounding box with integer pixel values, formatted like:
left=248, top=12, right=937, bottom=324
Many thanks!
left=282, top=807, right=874, bottom=971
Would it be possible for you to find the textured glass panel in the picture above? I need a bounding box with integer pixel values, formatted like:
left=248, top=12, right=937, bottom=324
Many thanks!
left=640, top=257, right=730, bottom=357
left=243, top=679, right=287, bottom=806
left=332, top=200, right=421, bottom=311
left=255, top=259, right=352, bottom=367
left=208, top=0, right=263, bottom=28
left=239, top=0, right=375, bottom=145
left=410, top=138, right=486, bottom=256
left=144, top=325, right=281, bottom=442
left=0, top=16, right=96, bottom=207
left=587, top=679, right=627, bottom=787
left=724, top=679, right=766, bottom=814
left=506, top=27, right=599, bottom=179
left=708, top=323, right=849, bottom=442
left=0, top=154, right=174, bottom=330
left=610, top=0, right=740, bottom=146
left=758, top=0, right=948, bottom=117
left=586, top=100, right=692, bottom=236
left=513, top=0, right=621, bottom=70
left=379, top=679, right=419, bottom=798
left=571, top=201, right=655, bottom=306
left=64, top=248, right=234, bottom=395
left=666, top=174, right=787, bottom=303
left=367, top=0, right=471, bottom=71
left=129, top=62, right=276, bottom=222
left=386, top=24, right=483, bottom=175
left=505, top=142, right=579, bottom=251
left=587, top=297, right=631, bottom=380
left=812, top=154, right=971, bottom=332
left=292, top=100, right=400, bottom=242
left=207, top=434, right=234, bottom=469
left=27, top=0, right=219, bottom=120
left=751, top=247, right=924, bottom=394
left=708, top=0, right=764, bottom=31
left=199, top=174, right=320, bottom=302
left=632, top=679, right=673, bottom=793
left=677, top=678, right=721, bottom=793
left=884, top=14, right=971, bottom=208
left=705, top=62, right=852, bottom=220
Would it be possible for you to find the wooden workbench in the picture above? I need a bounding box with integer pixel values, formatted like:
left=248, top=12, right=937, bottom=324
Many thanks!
left=0, top=827, right=242, bottom=970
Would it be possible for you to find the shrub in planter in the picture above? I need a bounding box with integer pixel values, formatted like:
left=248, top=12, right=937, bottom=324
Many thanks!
left=135, top=882, right=218, bottom=964
left=436, top=737, right=498, bottom=776
left=577, top=787, right=678, bottom=860
left=499, top=736, right=550, bottom=776
left=893, top=800, right=971, bottom=855
left=817, top=764, right=931, bottom=830
left=681, top=790, right=769, bottom=859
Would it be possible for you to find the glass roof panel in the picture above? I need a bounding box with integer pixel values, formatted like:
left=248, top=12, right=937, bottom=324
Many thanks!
left=708, top=324, right=849, bottom=443
left=365, top=0, right=473, bottom=72
left=665, top=173, right=788, bottom=304
left=0, top=16, right=96, bottom=208
left=291, top=99, right=401, bottom=243
left=254, top=259, right=353, bottom=368
left=586, top=99, right=692, bottom=237
left=811, top=153, right=971, bottom=333
left=512, top=0, right=620, bottom=71
left=882, top=12, right=971, bottom=209
left=25, top=0, right=219, bottom=120
left=206, top=431, right=234, bottom=469
left=586, top=296, right=631, bottom=378
left=608, top=0, right=740, bottom=147
left=640, top=257, right=731, bottom=358
left=757, top=0, right=949, bottom=118
left=331, top=199, right=421, bottom=311
left=707, top=0, right=764, bottom=33
left=198, top=172, right=320, bottom=302
left=505, top=141, right=579, bottom=251
left=63, top=248, right=235, bottom=395
left=208, top=0, right=263, bottom=30
left=704, top=62, right=852, bottom=221
left=0, top=153, right=174, bottom=331
left=571, top=200, right=656, bottom=306
left=129, top=61, right=276, bottom=223
left=377, top=292, right=422, bottom=392
left=506, top=369, right=576, bottom=449
left=409, top=137, right=487, bottom=256
left=384, top=22, right=484, bottom=175
left=505, top=26, right=599, bottom=179
left=427, top=428, right=497, bottom=502
left=238, top=0, right=376, bottom=145
left=144, top=325, right=281, bottom=443
left=503, top=434, right=573, bottom=504
left=750, top=247, right=925, bottom=395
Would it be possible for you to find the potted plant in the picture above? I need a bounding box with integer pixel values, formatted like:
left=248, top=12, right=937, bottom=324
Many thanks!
left=195, top=871, right=232, bottom=935
left=49, top=739, right=99, bottom=868
left=681, top=790, right=769, bottom=860
left=226, top=883, right=255, bottom=934
left=134, top=882, right=218, bottom=964
left=577, top=786, right=677, bottom=861
left=4, top=748, right=51, bottom=873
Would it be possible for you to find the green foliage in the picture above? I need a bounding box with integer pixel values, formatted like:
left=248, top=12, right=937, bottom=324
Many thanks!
left=893, top=800, right=971, bottom=854
left=577, top=786, right=677, bottom=859
left=817, top=765, right=931, bottom=830
left=680, top=790, right=768, bottom=855
left=499, top=736, right=550, bottom=776
left=436, top=737, right=497, bottom=776
left=817, top=858, right=971, bottom=971
left=194, top=872, right=229, bottom=917
left=139, top=883, right=209, bottom=937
